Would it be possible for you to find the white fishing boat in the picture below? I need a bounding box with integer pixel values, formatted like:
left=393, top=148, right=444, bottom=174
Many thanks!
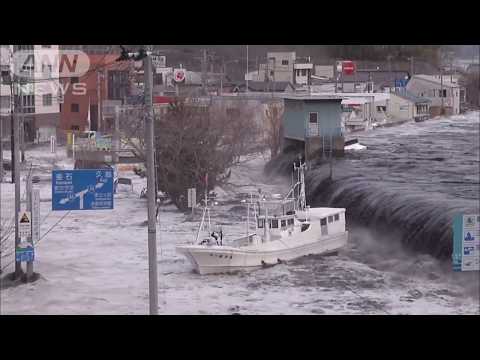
left=176, top=161, right=348, bottom=275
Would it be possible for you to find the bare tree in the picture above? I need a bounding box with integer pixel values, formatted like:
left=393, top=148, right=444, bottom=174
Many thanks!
left=264, top=101, right=284, bottom=159
left=154, top=98, right=258, bottom=211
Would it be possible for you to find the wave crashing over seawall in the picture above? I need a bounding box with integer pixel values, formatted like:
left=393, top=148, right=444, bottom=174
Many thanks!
left=266, top=112, right=480, bottom=259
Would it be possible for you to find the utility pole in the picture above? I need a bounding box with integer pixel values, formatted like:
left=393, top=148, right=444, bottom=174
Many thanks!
left=113, top=105, right=120, bottom=163
left=450, top=51, right=454, bottom=83
left=246, top=45, right=249, bottom=94
left=0, top=69, right=3, bottom=184
left=220, top=57, right=224, bottom=95
left=202, top=49, right=207, bottom=95
left=440, top=68, right=444, bottom=115
left=143, top=47, right=159, bottom=315
left=97, top=70, right=101, bottom=132
left=26, top=172, right=33, bottom=279
left=13, top=73, right=21, bottom=278
left=10, top=82, right=15, bottom=183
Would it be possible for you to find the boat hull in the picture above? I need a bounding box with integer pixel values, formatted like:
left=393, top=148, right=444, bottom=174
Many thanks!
left=176, top=231, right=348, bottom=275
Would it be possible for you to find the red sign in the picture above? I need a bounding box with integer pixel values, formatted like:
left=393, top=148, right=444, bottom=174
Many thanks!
left=342, top=61, right=356, bottom=75
left=174, top=69, right=186, bottom=82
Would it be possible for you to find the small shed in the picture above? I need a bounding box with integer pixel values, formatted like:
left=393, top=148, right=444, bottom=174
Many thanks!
left=282, top=95, right=344, bottom=159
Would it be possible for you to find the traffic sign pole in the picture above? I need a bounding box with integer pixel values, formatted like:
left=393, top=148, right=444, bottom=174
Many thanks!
left=26, top=173, right=33, bottom=280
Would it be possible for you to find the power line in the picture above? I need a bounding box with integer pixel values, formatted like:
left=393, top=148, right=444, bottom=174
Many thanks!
left=0, top=210, right=71, bottom=273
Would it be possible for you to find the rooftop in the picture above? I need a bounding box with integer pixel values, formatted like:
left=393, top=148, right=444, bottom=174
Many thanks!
left=237, top=81, right=295, bottom=92
left=283, top=94, right=342, bottom=101
left=411, top=74, right=461, bottom=88
left=393, top=90, right=431, bottom=104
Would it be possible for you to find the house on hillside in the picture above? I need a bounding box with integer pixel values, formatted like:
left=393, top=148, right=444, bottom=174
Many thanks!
left=282, top=95, right=344, bottom=161
left=406, top=74, right=465, bottom=116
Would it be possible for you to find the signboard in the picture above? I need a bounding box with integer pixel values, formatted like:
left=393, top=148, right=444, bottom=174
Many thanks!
left=15, top=243, right=34, bottom=263
left=18, top=211, right=32, bottom=238
left=187, top=188, right=196, bottom=208
left=32, top=188, right=40, bottom=243
left=173, top=69, right=186, bottom=83
left=95, top=136, right=112, bottom=151
left=342, top=61, right=356, bottom=75
left=52, top=169, right=114, bottom=211
left=152, top=55, right=166, bottom=68
left=453, top=214, right=479, bottom=271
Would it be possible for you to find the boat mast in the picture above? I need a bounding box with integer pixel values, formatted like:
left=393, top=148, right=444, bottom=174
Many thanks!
left=263, top=202, right=270, bottom=243
left=299, top=162, right=306, bottom=211
left=246, top=198, right=250, bottom=238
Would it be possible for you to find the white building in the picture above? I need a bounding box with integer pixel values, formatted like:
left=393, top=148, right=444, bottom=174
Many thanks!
left=246, top=52, right=314, bottom=86
left=388, top=91, right=431, bottom=122
left=406, top=74, right=465, bottom=116
left=0, top=45, right=60, bottom=142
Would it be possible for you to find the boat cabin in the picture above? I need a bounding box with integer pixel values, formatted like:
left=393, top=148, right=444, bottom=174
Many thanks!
left=254, top=198, right=346, bottom=242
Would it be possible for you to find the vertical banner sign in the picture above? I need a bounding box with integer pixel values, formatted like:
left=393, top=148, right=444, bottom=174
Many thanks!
left=18, top=211, right=32, bottom=238
left=452, top=213, right=479, bottom=271
left=32, top=188, right=40, bottom=243
left=187, top=188, right=196, bottom=208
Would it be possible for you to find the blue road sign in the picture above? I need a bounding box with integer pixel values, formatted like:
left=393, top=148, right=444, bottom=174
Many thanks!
left=16, top=245, right=34, bottom=262
left=52, top=169, right=114, bottom=211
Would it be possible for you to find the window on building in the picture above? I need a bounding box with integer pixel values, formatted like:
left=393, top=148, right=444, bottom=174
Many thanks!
left=258, top=219, right=264, bottom=228
left=282, top=60, right=289, bottom=66
left=320, top=218, right=327, bottom=226
left=0, top=95, right=10, bottom=109
left=377, top=105, right=387, bottom=112
left=226, top=108, right=241, bottom=117
left=71, top=103, right=80, bottom=112
left=42, top=94, right=52, bottom=106
left=22, top=95, right=35, bottom=113
left=432, top=89, right=436, bottom=97
left=301, top=69, right=307, bottom=76
left=42, top=45, right=52, bottom=48
left=14, top=45, right=33, bottom=51
left=108, top=70, right=130, bottom=100
left=309, top=112, right=318, bottom=123
left=334, top=214, right=340, bottom=221
left=281, top=220, right=286, bottom=228
left=71, top=77, right=79, bottom=84
left=287, top=218, right=294, bottom=226
left=328, top=216, right=333, bottom=223
left=442, top=89, right=447, bottom=98
left=270, top=70, right=274, bottom=77
left=271, top=219, right=279, bottom=229
left=154, top=72, right=163, bottom=85
left=42, top=64, right=52, bottom=75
